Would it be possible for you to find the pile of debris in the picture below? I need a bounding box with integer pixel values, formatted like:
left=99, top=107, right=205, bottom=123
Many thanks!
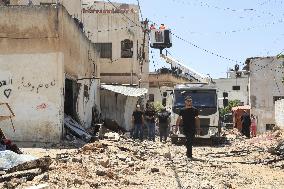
left=1, top=128, right=284, bottom=188
left=0, top=151, right=52, bottom=188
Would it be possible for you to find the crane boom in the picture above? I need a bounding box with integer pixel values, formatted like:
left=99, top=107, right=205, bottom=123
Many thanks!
left=160, top=54, right=210, bottom=83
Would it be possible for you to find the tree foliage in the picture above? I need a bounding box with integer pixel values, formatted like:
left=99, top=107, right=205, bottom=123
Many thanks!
left=219, top=99, right=241, bottom=117
left=153, top=101, right=163, bottom=113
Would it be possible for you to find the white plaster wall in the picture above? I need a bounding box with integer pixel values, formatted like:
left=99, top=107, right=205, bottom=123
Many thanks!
left=124, top=96, right=137, bottom=131
left=275, top=99, right=284, bottom=129
left=100, top=89, right=138, bottom=131
left=100, top=90, right=123, bottom=127
left=76, top=79, right=98, bottom=128
left=249, top=57, right=284, bottom=133
left=0, top=52, right=64, bottom=142
left=214, top=77, right=249, bottom=108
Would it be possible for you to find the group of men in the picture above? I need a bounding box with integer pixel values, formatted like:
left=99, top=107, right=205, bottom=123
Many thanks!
left=131, top=102, right=171, bottom=143
left=132, top=96, right=200, bottom=159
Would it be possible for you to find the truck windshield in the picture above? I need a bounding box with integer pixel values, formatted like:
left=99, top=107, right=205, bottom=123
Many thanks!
left=174, top=90, right=217, bottom=108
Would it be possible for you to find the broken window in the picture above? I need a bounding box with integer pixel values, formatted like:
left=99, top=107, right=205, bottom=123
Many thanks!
left=232, top=86, right=240, bottom=90
left=95, top=43, right=112, bottom=59
left=121, top=39, right=133, bottom=58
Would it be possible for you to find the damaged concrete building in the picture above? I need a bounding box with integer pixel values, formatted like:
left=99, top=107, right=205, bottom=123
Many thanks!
left=246, top=56, right=284, bottom=133
left=213, top=69, right=249, bottom=108
left=0, top=5, right=100, bottom=142
left=82, top=1, right=149, bottom=131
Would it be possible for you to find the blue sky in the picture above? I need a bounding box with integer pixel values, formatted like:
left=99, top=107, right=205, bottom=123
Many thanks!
left=112, top=0, right=284, bottom=78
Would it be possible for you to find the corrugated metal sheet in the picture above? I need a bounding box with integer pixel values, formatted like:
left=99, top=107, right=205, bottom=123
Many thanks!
left=101, top=85, right=148, bottom=97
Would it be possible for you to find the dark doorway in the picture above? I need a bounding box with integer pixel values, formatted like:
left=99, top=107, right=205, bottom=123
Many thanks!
left=64, top=79, right=77, bottom=119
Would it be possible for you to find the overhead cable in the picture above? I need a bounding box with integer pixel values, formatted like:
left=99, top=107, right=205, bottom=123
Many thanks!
left=170, top=32, right=243, bottom=65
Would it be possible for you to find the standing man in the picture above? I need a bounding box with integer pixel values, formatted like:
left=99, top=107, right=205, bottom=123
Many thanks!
left=176, top=96, right=200, bottom=159
left=132, top=104, right=144, bottom=141
left=157, top=107, right=171, bottom=142
left=241, top=110, right=251, bottom=138
left=145, top=103, right=156, bottom=141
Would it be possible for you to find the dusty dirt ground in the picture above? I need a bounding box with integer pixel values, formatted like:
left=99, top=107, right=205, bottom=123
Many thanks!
left=1, top=129, right=284, bottom=189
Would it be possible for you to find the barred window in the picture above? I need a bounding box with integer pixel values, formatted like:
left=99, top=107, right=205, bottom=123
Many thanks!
left=121, top=39, right=133, bottom=58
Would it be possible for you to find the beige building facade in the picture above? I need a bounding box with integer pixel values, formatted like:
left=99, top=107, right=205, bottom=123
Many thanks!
left=10, top=0, right=82, bottom=20
left=81, top=1, right=149, bottom=130
left=5, top=1, right=150, bottom=131
left=11, top=1, right=149, bottom=87
left=0, top=5, right=100, bottom=142
left=213, top=71, right=249, bottom=108
left=82, top=1, right=149, bottom=88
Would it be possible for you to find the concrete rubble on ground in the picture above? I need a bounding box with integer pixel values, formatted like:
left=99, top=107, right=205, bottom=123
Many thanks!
left=0, top=129, right=284, bottom=189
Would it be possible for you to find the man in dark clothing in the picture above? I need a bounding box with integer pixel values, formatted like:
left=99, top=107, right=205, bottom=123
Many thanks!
left=176, top=96, right=200, bottom=159
left=132, top=104, right=144, bottom=140
left=241, top=110, right=251, bottom=138
left=157, top=107, right=171, bottom=142
left=144, top=104, right=156, bottom=141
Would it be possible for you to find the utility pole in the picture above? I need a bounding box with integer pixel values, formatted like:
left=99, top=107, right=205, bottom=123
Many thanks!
left=139, top=18, right=149, bottom=88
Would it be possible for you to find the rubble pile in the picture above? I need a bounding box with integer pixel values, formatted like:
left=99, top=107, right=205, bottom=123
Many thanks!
left=0, top=130, right=284, bottom=189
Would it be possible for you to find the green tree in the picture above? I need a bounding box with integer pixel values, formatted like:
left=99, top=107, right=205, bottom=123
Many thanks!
left=153, top=101, right=163, bottom=113
left=219, top=99, right=241, bottom=117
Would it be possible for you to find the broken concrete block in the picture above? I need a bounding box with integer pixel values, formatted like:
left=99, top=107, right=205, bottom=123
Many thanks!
left=99, top=158, right=110, bottom=168
left=96, top=169, right=106, bottom=176
left=128, top=161, right=134, bottom=167
left=116, top=154, right=127, bottom=161
left=104, top=132, right=120, bottom=141
left=164, top=152, right=171, bottom=159
left=151, top=167, right=159, bottom=173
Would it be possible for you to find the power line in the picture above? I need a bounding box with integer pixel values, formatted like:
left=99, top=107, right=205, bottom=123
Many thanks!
left=103, top=2, right=245, bottom=66
left=105, top=2, right=262, bottom=67
left=147, top=20, right=244, bottom=65
left=174, top=0, right=280, bottom=19
left=186, top=17, right=284, bottom=35
left=170, top=31, right=243, bottom=65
